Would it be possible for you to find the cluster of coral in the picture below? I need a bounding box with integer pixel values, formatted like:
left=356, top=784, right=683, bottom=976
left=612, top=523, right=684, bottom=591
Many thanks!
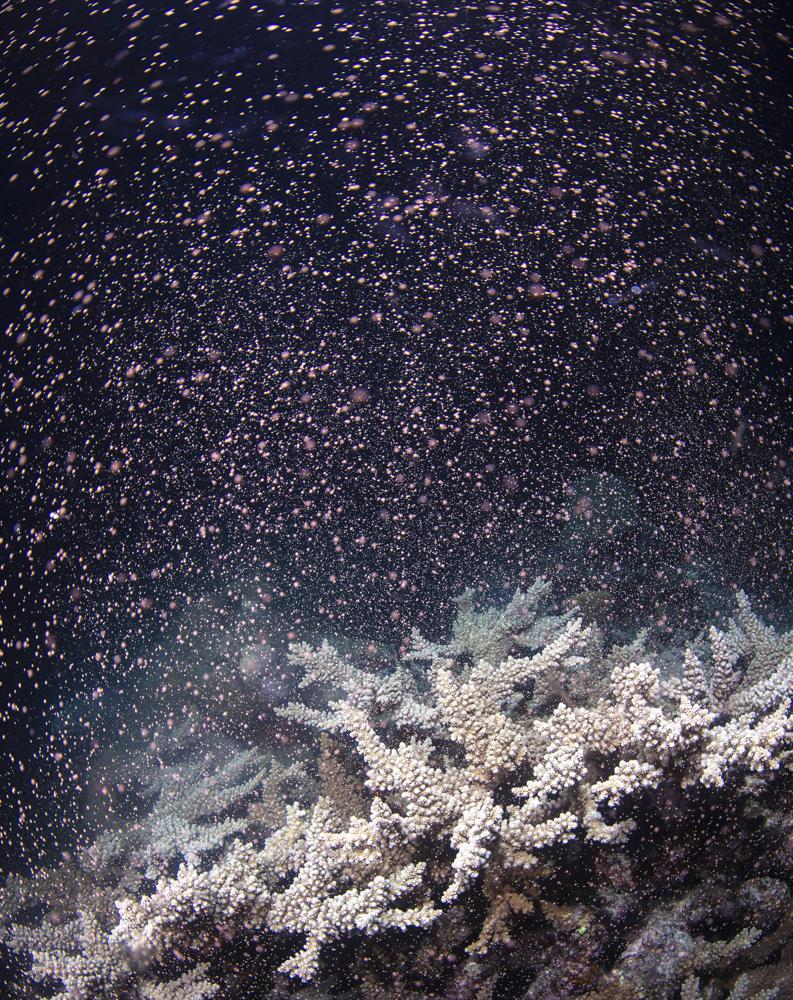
left=2, top=578, right=792, bottom=998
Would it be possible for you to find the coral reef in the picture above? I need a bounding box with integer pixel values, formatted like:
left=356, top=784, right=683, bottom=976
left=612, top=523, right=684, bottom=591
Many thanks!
left=2, top=579, right=793, bottom=997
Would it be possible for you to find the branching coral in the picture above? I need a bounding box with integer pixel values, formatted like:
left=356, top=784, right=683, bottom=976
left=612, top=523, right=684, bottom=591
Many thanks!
left=280, top=586, right=793, bottom=905
left=3, top=579, right=792, bottom=997
left=681, top=973, right=778, bottom=1000
left=84, top=747, right=285, bottom=882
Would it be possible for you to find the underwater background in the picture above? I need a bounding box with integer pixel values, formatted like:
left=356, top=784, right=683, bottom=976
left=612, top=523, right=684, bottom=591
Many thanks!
left=1, top=1, right=791, bottom=997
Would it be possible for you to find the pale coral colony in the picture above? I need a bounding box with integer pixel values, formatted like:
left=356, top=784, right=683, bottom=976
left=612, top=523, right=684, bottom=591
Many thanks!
left=3, top=580, right=793, bottom=998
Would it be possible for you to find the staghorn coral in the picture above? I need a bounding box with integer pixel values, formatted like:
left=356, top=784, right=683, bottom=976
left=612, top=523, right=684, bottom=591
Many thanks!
left=109, top=797, right=440, bottom=984
left=5, top=906, right=221, bottom=1000
left=280, top=590, right=792, bottom=907
left=403, top=577, right=579, bottom=666
left=138, top=964, right=219, bottom=1000
left=3, top=579, right=793, bottom=997
left=1, top=752, right=309, bottom=998
left=84, top=747, right=292, bottom=882
left=466, top=870, right=536, bottom=957
left=680, top=973, right=778, bottom=1000
left=8, top=908, right=131, bottom=1000
left=265, top=799, right=441, bottom=981
left=110, top=838, right=277, bottom=961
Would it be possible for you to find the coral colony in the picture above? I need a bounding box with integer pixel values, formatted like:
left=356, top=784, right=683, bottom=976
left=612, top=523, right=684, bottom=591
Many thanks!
left=2, top=579, right=792, bottom=998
